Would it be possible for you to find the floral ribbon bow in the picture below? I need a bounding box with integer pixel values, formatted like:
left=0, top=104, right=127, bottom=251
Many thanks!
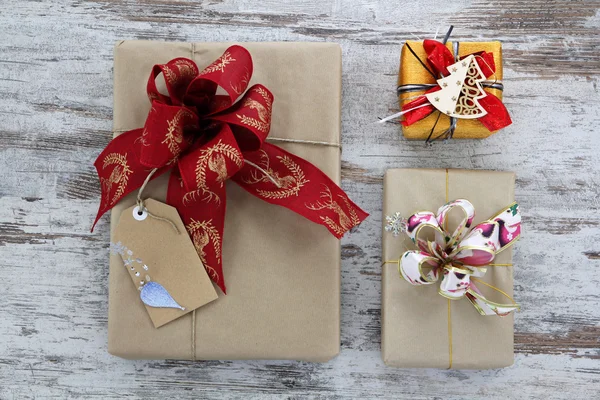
left=93, top=45, right=368, bottom=293
left=385, top=199, right=521, bottom=316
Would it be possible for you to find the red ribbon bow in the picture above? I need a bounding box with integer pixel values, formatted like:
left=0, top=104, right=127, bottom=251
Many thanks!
left=93, top=45, right=368, bottom=293
left=401, top=39, right=512, bottom=131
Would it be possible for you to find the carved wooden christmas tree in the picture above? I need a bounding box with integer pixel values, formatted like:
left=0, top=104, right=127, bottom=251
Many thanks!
left=425, top=54, right=488, bottom=119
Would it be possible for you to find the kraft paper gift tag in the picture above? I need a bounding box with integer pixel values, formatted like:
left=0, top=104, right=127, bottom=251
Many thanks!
left=113, top=199, right=218, bottom=328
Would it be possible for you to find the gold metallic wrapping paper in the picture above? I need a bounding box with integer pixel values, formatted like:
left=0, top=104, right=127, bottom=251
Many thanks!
left=398, top=41, right=504, bottom=139
left=382, top=169, right=516, bottom=369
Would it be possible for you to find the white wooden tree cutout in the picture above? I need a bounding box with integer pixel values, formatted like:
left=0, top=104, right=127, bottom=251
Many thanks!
left=425, top=54, right=488, bottom=119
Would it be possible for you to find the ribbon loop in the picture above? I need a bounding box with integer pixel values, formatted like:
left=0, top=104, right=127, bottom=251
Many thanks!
left=398, top=250, right=441, bottom=285
left=439, top=265, right=472, bottom=299
left=436, top=199, right=475, bottom=249
left=406, top=211, right=445, bottom=253
left=210, top=84, right=273, bottom=151
left=451, top=221, right=499, bottom=265
left=186, top=45, right=253, bottom=115
left=423, top=39, right=456, bottom=76
left=148, top=58, right=200, bottom=106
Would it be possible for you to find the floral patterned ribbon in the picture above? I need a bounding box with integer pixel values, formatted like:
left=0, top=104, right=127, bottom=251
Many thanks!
left=93, top=45, right=368, bottom=293
left=386, top=199, right=521, bottom=316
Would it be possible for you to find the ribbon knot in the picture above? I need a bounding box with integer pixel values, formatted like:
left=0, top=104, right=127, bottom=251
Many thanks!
left=387, top=199, right=521, bottom=316
left=93, top=45, right=368, bottom=294
left=137, top=47, right=273, bottom=177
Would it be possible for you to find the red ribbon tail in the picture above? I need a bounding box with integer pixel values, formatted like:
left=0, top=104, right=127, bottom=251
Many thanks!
left=168, top=125, right=245, bottom=293
left=167, top=168, right=228, bottom=294
left=478, top=93, right=512, bottom=132
left=233, top=143, right=369, bottom=239
left=92, top=128, right=166, bottom=231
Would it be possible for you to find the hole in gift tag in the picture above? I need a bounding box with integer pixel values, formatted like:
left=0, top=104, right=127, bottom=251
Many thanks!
left=114, top=199, right=219, bottom=328
left=133, top=206, right=148, bottom=221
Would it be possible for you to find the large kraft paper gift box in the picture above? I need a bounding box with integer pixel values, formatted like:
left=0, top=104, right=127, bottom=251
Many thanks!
left=108, top=41, right=344, bottom=361
left=382, top=169, right=517, bottom=369
left=398, top=41, right=504, bottom=140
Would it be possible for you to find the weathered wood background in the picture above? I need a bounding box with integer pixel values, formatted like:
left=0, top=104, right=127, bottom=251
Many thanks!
left=1, top=0, right=599, bottom=398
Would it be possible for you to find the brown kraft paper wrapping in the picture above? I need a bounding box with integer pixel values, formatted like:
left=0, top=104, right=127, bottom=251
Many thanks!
left=108, top=41, right=343, bottom=361
left=382, top=169, right=515, bottom=369
left=398, top=41, right=503, bottom=140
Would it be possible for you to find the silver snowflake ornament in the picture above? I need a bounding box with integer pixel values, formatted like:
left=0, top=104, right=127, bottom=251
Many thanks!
left=385, top=212, right=407, bottom=237
left=109, top=241, right=125, bottom=256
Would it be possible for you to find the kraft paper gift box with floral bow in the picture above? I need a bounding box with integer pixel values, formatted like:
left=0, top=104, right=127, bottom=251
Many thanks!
left=382, top=169, right=521, bottom=369
left=93, top=41, right=368, bottom=361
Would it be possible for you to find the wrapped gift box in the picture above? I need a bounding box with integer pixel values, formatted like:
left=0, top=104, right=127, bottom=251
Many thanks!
left=398, top=41, right=504, bottom=140
left=382, top=169, right=516, bottom=369
left=107, top=41, right=344, bottom=361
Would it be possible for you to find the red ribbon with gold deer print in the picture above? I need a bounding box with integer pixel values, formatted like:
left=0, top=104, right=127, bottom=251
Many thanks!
left=93, top=45, right=368, bottom=293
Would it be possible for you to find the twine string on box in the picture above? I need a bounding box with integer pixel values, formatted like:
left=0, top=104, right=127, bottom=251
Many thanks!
left=134, top=168, right=181, bottom=234
left=113, top=129, right=342, bottom=149
left=190, top=43, right=197, bottom=362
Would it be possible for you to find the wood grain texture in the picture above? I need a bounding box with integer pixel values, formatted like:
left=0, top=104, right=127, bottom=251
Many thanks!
left=1, top=0, right=599, bottom=398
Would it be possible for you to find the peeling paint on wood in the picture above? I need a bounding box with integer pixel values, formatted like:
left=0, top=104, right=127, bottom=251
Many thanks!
left=1, top=0, right=599, bottom=398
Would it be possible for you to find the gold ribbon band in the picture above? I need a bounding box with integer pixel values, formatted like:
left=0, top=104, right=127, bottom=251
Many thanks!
left=446, top=169, right=452, bottom=369
left=191, top=309, right=196, bottom=361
